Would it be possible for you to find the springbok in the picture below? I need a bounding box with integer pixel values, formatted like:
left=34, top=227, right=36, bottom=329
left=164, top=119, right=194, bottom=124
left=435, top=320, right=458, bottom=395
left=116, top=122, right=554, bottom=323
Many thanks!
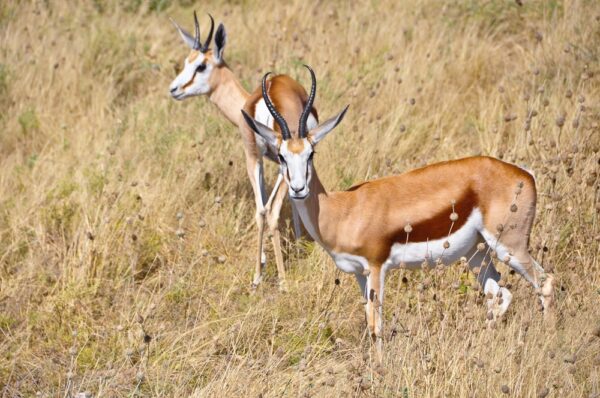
left=168, top=12, right=318, bottom=290
left=242, top=65, right=555, bottom=360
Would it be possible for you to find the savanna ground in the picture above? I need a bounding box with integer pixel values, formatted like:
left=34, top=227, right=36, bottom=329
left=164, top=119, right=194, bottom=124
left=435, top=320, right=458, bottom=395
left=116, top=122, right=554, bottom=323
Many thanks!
left=1, top=0, right=599, bottom=396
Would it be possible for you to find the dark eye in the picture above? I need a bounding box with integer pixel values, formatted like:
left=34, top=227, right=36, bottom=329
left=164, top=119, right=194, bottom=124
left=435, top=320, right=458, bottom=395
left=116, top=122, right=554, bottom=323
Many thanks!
left=278, top=154, right=286, bottom=164
left=196, top=63, right=207, bottom=73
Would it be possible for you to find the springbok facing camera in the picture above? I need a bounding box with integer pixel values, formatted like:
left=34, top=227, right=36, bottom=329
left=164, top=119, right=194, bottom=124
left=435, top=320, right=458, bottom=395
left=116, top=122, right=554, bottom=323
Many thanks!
left=242, top=65, right=555, bottom=361
left=168, top=12, right=319, bottom=290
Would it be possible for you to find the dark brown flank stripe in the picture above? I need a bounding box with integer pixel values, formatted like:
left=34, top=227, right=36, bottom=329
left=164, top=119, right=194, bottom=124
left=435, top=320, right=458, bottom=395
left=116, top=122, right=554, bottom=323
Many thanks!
left=388, top=189, right=476, bottom=245
left=342, top=185, right=477, bottom=264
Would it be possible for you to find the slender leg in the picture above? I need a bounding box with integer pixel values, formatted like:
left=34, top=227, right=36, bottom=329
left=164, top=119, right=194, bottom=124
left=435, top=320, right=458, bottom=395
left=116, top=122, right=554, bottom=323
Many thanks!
left=245, top=157, right=267, bottom=288
left=480, top=181, right=555, bottom=321
left=479, top=233, right=555, bottom=322
left=265, top=175, right=289, bottom=291
left=264, top=172, right=283, bottom=210
left=365, top=263, right=384, bottom=363
left=354, top=273, right=367, bottom=298
left=467, top=242, right=512, bottom=325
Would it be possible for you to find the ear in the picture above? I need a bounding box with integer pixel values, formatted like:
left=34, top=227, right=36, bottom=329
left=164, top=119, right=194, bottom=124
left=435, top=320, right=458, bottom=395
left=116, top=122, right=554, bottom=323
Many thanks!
left=308, top=105, right=349, bottom=145
left=169, top=17, right=196, bottom=49
left=241, top=110, right=279, bottom=151
left=214, top=23, right=227, bottom=64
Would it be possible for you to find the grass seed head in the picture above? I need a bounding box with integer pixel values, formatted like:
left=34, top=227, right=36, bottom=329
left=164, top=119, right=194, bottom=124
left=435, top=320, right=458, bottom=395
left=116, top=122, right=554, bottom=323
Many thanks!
left=537, top=387, right=550, bottom=398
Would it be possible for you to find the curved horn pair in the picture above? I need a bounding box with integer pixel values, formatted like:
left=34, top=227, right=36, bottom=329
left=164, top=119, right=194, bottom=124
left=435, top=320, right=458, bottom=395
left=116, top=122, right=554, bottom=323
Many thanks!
left=261, top=65, right=316, bottom=140
left=193, top=11, right=214, bottom=52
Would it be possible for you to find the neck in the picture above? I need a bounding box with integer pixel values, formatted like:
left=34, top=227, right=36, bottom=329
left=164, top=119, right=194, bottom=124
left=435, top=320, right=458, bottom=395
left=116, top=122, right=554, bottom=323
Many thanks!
left=208, top=66, right=249, bottom=127
left=292, top=166, right=330, bottom=247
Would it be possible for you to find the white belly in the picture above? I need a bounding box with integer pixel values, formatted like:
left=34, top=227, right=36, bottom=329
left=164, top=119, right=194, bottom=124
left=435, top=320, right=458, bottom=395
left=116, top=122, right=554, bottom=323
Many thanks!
left=329, top=208, right=483, bottom=274
left=385, top=208, right=483, bottom=270
left=331, top=252, right=369, bottom=274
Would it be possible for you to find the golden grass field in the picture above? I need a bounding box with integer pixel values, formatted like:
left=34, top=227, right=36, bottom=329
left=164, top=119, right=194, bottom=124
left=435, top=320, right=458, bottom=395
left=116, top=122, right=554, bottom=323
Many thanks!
left=1, top=0, right=599, bottom=396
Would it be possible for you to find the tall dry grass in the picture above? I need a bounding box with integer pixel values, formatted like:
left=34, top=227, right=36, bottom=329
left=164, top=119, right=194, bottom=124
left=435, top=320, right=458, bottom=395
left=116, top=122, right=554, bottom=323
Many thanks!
left=0, top=0, right=599, bottom=396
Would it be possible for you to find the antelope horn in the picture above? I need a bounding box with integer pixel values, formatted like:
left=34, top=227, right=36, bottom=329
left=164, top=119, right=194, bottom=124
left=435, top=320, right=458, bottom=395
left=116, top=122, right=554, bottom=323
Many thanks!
left=299, top=65, right=316, bottom=138
left=261, top=73, right=291, bottom=140
left=202, top=14, right=215, bottom=52
left=193, top=10, right=201, bottom=50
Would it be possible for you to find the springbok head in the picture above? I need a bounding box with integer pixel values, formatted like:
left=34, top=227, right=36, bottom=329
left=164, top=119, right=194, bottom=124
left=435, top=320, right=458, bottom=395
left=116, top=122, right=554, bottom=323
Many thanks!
left=242, top=66, right=348, bottom=200
left=169, top=12, right=227, bottom=100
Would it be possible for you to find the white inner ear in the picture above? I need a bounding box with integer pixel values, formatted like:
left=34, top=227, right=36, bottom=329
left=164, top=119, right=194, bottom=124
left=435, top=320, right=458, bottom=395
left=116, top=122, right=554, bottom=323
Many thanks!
left=309, top=107, right=348, bottom=144
left=215, top=46, right=225, bottom=64
left=214, top=28, right=227, bottom=63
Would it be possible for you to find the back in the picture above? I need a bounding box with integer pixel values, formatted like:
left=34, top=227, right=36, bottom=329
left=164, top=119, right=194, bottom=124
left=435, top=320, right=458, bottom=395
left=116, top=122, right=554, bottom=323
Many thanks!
left=243, top=75, right=318, bottom=138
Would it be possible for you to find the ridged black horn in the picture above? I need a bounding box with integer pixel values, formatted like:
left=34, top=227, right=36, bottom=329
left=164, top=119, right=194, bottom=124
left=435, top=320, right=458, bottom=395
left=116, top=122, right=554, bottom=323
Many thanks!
left=202, top=14, right=215, bottom=52
left=262, top=73, right=291, bottom=140
left=299, top=65, right=316, bottom=138
left=193, top=11, right=201, bottom=50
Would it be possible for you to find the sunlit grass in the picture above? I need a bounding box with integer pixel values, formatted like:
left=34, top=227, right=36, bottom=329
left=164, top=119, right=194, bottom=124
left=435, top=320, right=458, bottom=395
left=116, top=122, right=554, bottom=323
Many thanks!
left=0, top=0, right=599, bottom=396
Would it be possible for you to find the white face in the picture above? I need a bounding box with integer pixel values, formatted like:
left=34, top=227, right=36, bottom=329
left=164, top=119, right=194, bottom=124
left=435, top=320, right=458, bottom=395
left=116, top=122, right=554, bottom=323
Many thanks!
left=169, top=51, right=214, bottom=100
left=278, top=139, right=315, bottom=200
left=241, top=104, right=348, bottom=201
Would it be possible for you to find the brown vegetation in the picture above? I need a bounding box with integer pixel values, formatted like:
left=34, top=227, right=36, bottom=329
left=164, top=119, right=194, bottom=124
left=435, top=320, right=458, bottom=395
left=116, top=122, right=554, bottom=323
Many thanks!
left=0, top=0, right=599, bottom=396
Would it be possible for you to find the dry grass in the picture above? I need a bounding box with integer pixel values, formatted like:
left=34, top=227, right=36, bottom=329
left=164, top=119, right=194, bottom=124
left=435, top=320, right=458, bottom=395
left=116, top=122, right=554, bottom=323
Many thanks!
left=1, top=0, right=599, bottom=396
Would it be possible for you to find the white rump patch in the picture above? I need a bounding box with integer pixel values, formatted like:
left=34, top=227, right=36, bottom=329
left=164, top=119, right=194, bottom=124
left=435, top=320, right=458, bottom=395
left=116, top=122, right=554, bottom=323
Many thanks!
left=254, top=99, right=275, bottom=130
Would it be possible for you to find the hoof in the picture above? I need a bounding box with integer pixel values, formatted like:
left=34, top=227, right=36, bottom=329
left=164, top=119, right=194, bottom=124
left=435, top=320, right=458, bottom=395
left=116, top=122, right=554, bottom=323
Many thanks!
left=486, top=287, right=512, bottom=325
left=252, top=274, right=263, bottom=290
left=278, top=280, right=288, bottom=293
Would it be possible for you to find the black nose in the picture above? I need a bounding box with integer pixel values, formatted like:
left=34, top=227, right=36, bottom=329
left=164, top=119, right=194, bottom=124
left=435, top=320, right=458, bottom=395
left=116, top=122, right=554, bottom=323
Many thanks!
left=170, top=87, right=178, bottom=93
left=291, top=185, right=304, bottom=193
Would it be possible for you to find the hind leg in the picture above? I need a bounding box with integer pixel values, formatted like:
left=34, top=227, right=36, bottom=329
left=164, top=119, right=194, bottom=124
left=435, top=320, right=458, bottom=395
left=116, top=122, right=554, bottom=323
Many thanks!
left=467, top=241, right=513, bottom=324
left=480, top=229, right=555, bottom=320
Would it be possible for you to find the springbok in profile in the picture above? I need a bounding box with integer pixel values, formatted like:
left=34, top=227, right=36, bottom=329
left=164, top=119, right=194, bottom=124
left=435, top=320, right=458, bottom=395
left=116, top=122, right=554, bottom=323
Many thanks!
left=168, top=12, right=318, bottom=290
left=242, top=65, right=555, bottom=360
